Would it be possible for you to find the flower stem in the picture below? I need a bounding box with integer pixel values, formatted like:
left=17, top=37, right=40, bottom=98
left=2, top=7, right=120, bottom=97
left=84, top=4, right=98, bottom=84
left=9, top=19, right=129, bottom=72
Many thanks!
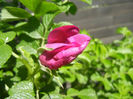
left=41, top=27, right=48, bottom=47
left=36, top=89, right=39, bottom=99
left=41, top=37, right=45, bottom=47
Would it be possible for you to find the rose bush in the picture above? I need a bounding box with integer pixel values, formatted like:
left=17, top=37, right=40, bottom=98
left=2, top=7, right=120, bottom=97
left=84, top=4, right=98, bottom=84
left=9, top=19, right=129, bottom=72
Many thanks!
left=1, top=0, right=133, bottom=99
left=39, top=25, right=91, bottom=69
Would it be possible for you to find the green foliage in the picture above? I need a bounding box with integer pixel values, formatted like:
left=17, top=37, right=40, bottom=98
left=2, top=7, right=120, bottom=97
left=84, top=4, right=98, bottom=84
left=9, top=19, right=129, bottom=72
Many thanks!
left=8, top=81, right=34, bottom=95
left=0, top=31, right=16, bottom=43
left=81, top=0, right=92, bottom=5
left=7, top=81, right=35, bottom=99
left=0, top=44, right=12, bottom=67
left=117, top=27, right=132, bottom=37
left=6, top=92, right=35, bottom=99
left=1, top=0, right=133, bottom=99
left=1, top=7, right=31, bottom=21
left=78, top=88, right=97, bottom=99
left=19, top=0, right=40, bottom=12
left=35, top=1, right=60, bottom=17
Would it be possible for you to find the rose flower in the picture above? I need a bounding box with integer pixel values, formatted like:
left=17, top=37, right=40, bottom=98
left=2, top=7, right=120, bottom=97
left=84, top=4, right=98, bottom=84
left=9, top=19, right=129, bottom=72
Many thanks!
left=39, top=25, right=91, bottom=69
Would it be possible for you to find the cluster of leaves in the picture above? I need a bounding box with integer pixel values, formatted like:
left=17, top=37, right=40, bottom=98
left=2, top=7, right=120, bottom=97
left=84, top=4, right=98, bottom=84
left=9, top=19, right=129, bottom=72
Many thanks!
left=1, top=0, right=133, bottom=99
left=45, top=27, right=133, bottom=99
left=74, top=27, right=133, bottom=99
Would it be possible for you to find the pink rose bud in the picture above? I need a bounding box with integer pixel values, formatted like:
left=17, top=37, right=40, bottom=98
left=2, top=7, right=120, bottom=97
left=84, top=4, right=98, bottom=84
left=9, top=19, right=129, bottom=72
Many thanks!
left=39, top=25, right=91, bottom=70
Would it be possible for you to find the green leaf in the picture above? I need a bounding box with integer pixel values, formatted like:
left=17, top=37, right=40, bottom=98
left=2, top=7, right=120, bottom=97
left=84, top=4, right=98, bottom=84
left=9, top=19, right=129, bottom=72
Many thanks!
left=105, top=93, right=120, bottom=99
left=16, top=17, right=43, bottom=39
left=0, top=21, right=14, bottom=31
left=67, top=88, right=79, bottom=96
left=6, top=92, right=35, bottom=99
left=52, top=22, right=73, bottom=29
left=59, top=2, right=77, bottom=15
left=4, top=71, right=13, bottom=77
left=0, top=39, right=4, bottom=45
left=80, top=29, right=91, bottom=36
left=41, top=93, right=63, bottom=99
left=101, top=59, right=111, bottom=68
left=19, top=0, right=40, bottom=12
left=59, top=4, right=71, bottom=13
left=41, top=94, right=49, bottom=99
left=109, top=50, right=125, bottom=60
left=0, top=70, right=3, bottom=78
left=81, top=0, right=92, bottom=5
left=42, top=13, right=58, bottom=40
left=64, top=96, right=73, bottom=99
left=0, top=44, right=12, bottom=66
left=8, top=81, right=34, bottom=96
left=66, top=2, right=77, bottom=15
left=23, top=27, right=42, bottom=39
left=102, top=78, right=112, bottom=91
left=43, top=13, right=57, bottom=29
left=99, top=44, right=107, bottom=58
left=117, top=27, right=132, bottom=37
left=117, top=48, right=132, bottom=54
left=91, top=73, right=112, bottom=91
left=53, top=76, right=64, bottom=88
left=21, top=46, right=37, bottom=55
left=17, top=47, right=35, bottom=76
left=128, top=68, right=133, bottom=81
left=16, top=35, right=40, bottom=55
left=78, top=89, right=97, bottom=99
left=25, top=24, right=43, bottom=39
left=35, top=1, right=59, bottom=16
left=59, top=68, right=76, bottom=83
left=0, top=31, right=16, bottom=43
left=18, top=47, right=34, bottom=67
left=76, top=73, right=88, bottom=84
left=91, top=73, right=102, bottom=81
left=9, top=81, right=34, bottom=95
left=1, top=8, right=18, bottom=21
left=77, top=53, right=90, bottom=65
left=71, top=62, right=82, bottom=70
left=1, top=7, right=31, bottom=21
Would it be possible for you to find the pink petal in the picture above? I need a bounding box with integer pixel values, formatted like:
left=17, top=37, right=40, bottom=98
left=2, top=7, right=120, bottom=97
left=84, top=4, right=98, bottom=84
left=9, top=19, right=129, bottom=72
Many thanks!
left=40, top=54, right=63, bottom=69
left=54, top=41, right=90, bottom=60
left=46, top=42, right=80, bottom=49
left=67, top=34, right=91, bottom=44
left=48, top=25, right=79, bottom=43
left=39, top=52, right=76, bottom=70
left=46, top=43, right=68, bottom=49
left=54, top=47, right=81, bottom=60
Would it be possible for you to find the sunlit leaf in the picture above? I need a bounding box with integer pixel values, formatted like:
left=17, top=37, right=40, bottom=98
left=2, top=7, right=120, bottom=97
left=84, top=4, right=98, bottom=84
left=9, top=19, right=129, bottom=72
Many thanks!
left=0, top=44, right=12, bottom=67
left=0, top=31, right=16, bottom=43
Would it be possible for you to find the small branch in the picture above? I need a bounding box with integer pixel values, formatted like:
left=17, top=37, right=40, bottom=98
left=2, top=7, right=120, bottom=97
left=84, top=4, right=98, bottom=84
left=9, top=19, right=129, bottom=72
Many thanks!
left=12, top=52, right=20, bottom=59
left=63, top=0, right=69, bottom=4
left=41, top=38, right=45, bottom=47
left=41, top=27, right=48, bottom=47
left=36, top=89, right=39, bottom=99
